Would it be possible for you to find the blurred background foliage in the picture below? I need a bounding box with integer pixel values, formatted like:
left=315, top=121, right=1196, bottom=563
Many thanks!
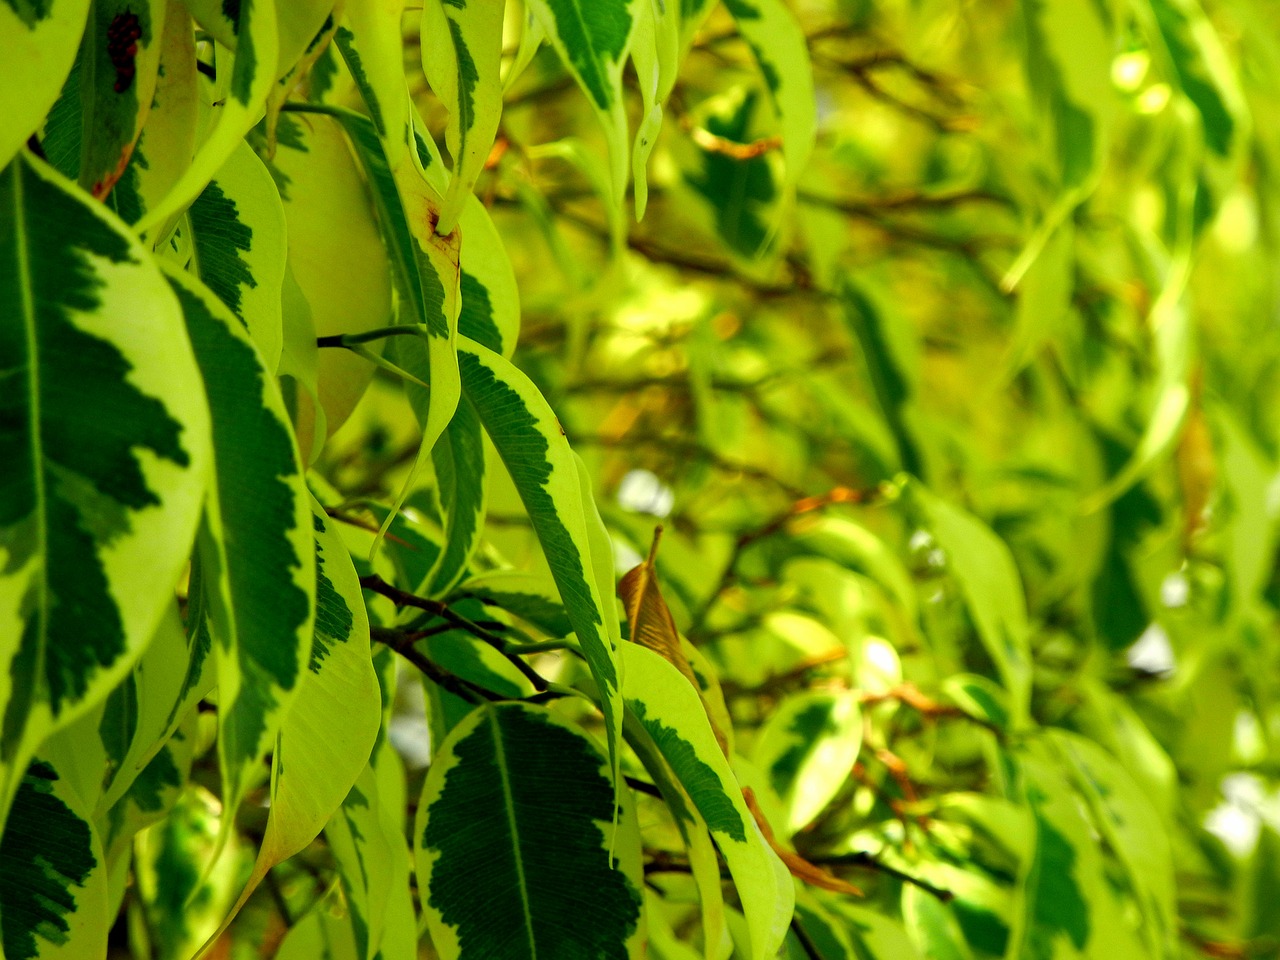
left=301, top=0, right=1280, bottom=956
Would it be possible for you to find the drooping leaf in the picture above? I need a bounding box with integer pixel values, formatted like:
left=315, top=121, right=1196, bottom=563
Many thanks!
left=0, top=760, right=109, bottom=960
left=415, top=702, right=643, bottom=960
left=721, top=0, right=816, bottom=198
left=425, top=398, right=487, bottom=596
left=909, top=482, right=1032, bottom=728
left=420, top=0, right=504, bottom=234
left=135, top=0, right=279, bottom=235
left=259, top=497, right=380, bottom=864
left=458, top=335, right=624, bottom=774
left=77, top=0, right=167, bottom=199
left=0, top=0, right=91, bottom=171
left=751, top=689, right=861, bottom=835
left=164, top=264, right=314, bottom=843
left=629, top=0, right=678, bottom=219
left=0, top=153, right=209, bottom=831
left=525, top=0, right=639, bottom=205
left=187, top=139, right=288, bottom=370
left=621, top=643, right=794, bottom=960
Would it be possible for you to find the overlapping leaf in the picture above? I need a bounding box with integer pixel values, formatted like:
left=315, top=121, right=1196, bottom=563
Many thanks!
left=165, top=265, right=314, bottom=843
left=0, top=154, right=210, bottom=832
left=415, top=702, right=643, bottom=959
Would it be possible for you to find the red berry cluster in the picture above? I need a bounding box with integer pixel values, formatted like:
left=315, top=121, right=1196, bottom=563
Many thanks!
left=106, top=12, right=142, bottom=93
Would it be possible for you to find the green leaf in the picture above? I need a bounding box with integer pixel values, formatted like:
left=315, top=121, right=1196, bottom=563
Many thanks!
left=457, top=197, right=520, bottom=358
left=188, top=140, right=288, bottom=371
left=909, top=482, right=1032, bottom=728
left=317, top=107, right=462, bottom=554
left=426, top=398, right=488, bottom=596
left=0, top=0, right=90, bottom=170
left=0, top=153, right=209, bottom=831
left=751, top=690, right=861, bottom=835
left=629, top=0, right=678, bottom=219
left=1049, top=730, right=1178, bottom=956
left=721, top=0, right=816, bottom=197
left=621, top=643, right=793, bottom=960
left=259, top=497, right=380, bottom=864
left=165, top=264, right=314, bottom=840
left=903, top=885, right=975, bottom=960
left=415, top=702, right=643, bottom=959
left=334, top=0, right=416, bottom=171
left=525, top=0, right=639, bottom=205
left=0, top=760, right=108, bottom=959
left=135, top=0, right=279, bottom=234
left=76, top=0, right=167, bottom=199
left=458, top=335, right=624, bottom=772
left=421, top=0, right=504, bottom=234
left=1144, top=0, right=1246, bottom=157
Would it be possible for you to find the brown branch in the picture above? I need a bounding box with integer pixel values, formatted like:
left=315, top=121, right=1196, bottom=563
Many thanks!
left=361, top=574, right=549, bottom=692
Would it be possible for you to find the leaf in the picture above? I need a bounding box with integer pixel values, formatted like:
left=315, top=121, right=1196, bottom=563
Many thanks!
left=618, top=526, right=730, bottom=754
left=525, top=0, right=639, bottom=205
left=188, top=140, right=288, bottom=371
left=415, top=702, right=643, bottom=959
left=0, top=760, right=109, bottom=960
left=621, top=643, right=794, bottom=960
left=903, top=885, right=975, bottom=960
left=122, top=0, right=200, bottom=225
left=319, top=107, right=462, bottom=556
left=1004, top=0, right=1118, bottom=288
left=76, top=0, right=167, bottom=199
left=1144, top=0, right=1246, bottom=157
left=426, top=398, right=488, bottom=596
left=421, top=0, right=504, bottom=234
left=164, top=265, right=314, bottom=843
left=458, top=335, right=624, bottom=775
left=334, top=0, right=415, bottom=170
left=457, top=196, right=520, bottom=358
left=0, top=153, right=210, bottom=831
left=720, top=0, right=816, bottom=198
left=135, top=0, right=279, bottom=235
left=259, top=497, right=381, bottom=864
left=751, top=690, right=861, bottom=835
left=629, top=0, right=678, bottom=219
left=1049, top=730, right=1178, bottom=955
left=0, top=0, right=91, bottom=171
left=271, top=110, right=394, bottom=445
left=909, top=482, right=1032, bottom=729
left=457, top=570, right=574, bottom=638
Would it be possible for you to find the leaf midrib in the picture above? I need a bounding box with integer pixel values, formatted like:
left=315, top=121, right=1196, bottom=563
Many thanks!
left=489, top=707, right=538, bottom=959
left=13, top=160, right=49, bottom=692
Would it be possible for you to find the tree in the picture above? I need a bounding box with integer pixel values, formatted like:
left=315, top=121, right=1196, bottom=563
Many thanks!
left=2, top=0, right=1279, bottom=957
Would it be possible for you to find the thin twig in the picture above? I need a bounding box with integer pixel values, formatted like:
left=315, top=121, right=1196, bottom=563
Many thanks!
left=361, top=574, right=549, bottom=691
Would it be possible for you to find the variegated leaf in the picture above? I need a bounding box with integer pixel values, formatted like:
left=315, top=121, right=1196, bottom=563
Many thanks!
left=457, top=195, right=520, bottom=359
left=421, top=0, right=504, bottom=234
left=0, top=153, right=210, bottom=833
left=525, top=0, right=639, bottom=205
left=188, top=140, right=288, bottom=370
left=0, top=0, right=91, bottom=171
left=164, top=264, right=314, bottom=843
left=334, top=0, right=415, bottom=170
left=425, top=398, right=487, bottom=596
left=621, top=643, right=794, bottom=960
left=0, top=760, right=109, bottom=960
left=135, top=0, right=279, bottom=235
left=721, top=0, right=816, bottom=197
left=77, top=0, right=167, bottom=199
left=457, top=335, right=623, bottom=774
left=415, top=702, right=643, bottom=960
left=751, top=689, right=861, bottom=836
left=908, top=481, right=1032, bottom=729
left=259, top=497, right=380, bottom=865
left=272, top=111, right=393, bottom=451
left=317, top=107, right=462, bottom=554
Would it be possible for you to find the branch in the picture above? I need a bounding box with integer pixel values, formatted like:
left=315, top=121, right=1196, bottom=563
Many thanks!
left=362, top=574, right=548, bottom=692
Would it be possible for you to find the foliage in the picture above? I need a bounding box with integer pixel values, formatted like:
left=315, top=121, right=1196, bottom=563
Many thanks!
left=2, top=0, right=1280, bottom=959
